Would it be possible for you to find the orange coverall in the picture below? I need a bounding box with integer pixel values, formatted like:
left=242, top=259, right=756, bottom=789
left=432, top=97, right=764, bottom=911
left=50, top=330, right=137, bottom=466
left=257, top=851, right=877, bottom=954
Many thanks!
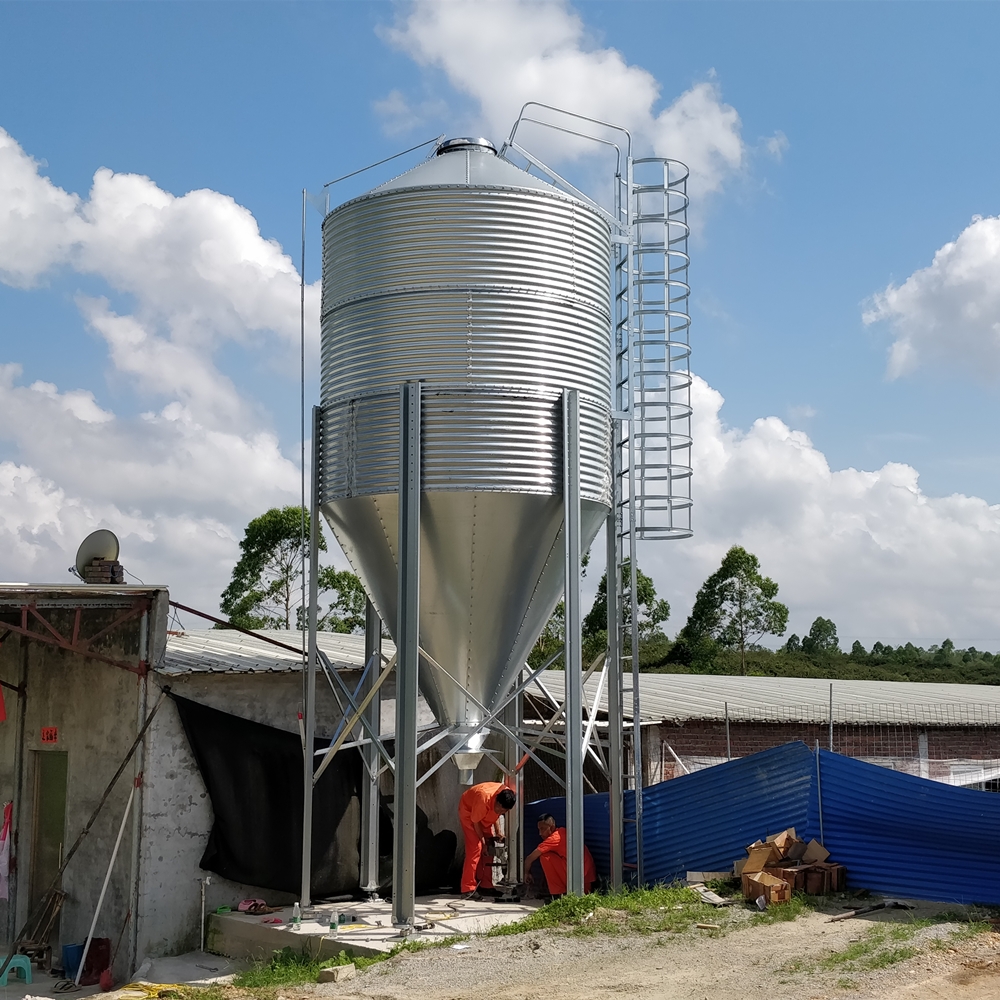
left=458, top=781, right=508, bottom=893
left=536, top=827, right=597, bottom=896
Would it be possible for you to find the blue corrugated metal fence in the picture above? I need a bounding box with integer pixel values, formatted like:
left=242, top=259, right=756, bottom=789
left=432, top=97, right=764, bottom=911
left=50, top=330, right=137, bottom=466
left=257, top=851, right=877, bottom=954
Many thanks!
left=526, top=741, right=1000, bottom=904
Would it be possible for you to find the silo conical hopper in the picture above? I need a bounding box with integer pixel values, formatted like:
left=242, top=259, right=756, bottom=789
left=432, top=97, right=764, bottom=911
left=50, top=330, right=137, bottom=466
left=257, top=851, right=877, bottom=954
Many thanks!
left=319, top=138, right=612, bottom=745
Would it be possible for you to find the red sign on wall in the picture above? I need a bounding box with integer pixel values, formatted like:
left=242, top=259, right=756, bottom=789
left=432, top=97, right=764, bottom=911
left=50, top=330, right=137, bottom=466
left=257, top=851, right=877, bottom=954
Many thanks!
left=40, top=727, right=58, bottom=744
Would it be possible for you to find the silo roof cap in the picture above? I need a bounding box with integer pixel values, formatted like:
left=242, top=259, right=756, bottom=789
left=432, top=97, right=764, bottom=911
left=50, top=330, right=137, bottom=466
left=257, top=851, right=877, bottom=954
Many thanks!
left=362, top=140, right=574, bottom=199
left=435, top=137, right=497, bottom=156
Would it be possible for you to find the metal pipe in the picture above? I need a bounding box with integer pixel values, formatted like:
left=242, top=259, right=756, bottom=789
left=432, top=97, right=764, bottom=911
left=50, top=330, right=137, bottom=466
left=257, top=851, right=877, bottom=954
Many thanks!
left=318, top=649, right=395, bottom=769
left=581, top=656, right=609, bottom=767
left=313, top=655, right=394, bottom=784
left=563, top=389, right=584, bottom=896
left=76, top=781, right=136, bottom=985
left=503, top=686, right=523, bottom=884
left=725, top=702, right=731, bottom=761
left=198, top=876, right=211, bottom=953
left=300, top=406, right=321, bottom=907
left=418, top=647, right=567, bottom=789
left=392, top=382, right=421, bottom=930
left=360, top=600, right=382, bottom=898
left=828, top=683, right=834, bottom=753
left=606, top=507, right=623, bottom=889
left=664, top=744, right=689, bottom=775
left=127, top=612, right=148, bottom=975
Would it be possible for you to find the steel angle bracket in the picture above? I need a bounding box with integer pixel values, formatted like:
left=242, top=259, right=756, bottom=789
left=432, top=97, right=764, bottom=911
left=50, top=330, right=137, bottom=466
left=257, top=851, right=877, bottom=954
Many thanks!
left=1, top=599, right=151, bottom=675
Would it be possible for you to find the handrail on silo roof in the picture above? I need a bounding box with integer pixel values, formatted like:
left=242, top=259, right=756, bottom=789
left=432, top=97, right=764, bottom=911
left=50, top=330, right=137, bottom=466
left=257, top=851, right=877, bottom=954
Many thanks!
left=504, top=101, right=633, bottom=164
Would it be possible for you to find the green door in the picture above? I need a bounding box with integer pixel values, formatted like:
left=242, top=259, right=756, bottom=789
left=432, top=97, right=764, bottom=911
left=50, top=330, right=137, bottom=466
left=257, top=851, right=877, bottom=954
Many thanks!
left=29, top=750, right=68, bottom=920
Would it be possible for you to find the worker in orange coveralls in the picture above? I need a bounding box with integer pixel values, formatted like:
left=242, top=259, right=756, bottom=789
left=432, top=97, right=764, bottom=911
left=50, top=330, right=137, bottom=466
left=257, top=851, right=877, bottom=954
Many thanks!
left=458, top=781, right=516, bottom=896
left=524, top=813, right=596, bottom=897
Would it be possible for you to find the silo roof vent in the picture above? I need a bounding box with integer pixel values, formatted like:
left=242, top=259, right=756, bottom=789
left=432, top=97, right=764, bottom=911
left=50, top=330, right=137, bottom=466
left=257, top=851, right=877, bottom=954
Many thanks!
left=435, top=136, right=497, bottom=156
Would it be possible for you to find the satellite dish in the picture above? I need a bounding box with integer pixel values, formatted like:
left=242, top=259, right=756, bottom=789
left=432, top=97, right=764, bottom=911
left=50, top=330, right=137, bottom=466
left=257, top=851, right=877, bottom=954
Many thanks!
left=75, top=529, right=120, bottom=576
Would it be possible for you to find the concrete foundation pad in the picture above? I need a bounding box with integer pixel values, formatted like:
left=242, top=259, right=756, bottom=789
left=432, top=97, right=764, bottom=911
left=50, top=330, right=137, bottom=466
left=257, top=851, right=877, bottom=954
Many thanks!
left=137, top=950, right=247, bottom=985
left=207, top=896, right=542, bottom=962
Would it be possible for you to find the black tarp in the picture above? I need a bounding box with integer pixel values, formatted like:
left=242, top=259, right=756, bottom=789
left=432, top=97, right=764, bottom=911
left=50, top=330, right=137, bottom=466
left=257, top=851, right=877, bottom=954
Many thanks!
left=173, top=694, right=457, bottom=896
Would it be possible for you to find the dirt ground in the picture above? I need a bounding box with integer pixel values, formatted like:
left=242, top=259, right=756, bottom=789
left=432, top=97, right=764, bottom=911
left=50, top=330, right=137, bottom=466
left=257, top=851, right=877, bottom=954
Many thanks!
left=294, top=901, right=1000, bottom=1000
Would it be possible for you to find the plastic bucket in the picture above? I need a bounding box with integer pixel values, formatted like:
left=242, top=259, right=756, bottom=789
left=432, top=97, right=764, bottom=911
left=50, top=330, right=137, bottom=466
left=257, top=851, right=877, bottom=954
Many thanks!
left=62, top=943, right=84, bottom=979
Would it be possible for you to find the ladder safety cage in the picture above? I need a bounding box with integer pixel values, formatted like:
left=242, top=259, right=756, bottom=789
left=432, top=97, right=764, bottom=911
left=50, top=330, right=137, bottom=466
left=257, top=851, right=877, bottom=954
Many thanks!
left=623, top=158, right=693, bottom=542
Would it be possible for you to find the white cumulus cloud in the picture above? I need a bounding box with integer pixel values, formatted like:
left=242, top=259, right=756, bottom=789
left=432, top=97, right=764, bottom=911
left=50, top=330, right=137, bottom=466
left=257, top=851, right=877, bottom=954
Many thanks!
left=0, top=128, right=315, bottom=610
left=379, top=0, right=744, bottom=199
left=5, top=124, right=1000, bottom=650
left=643, top=378, right=1000, bottom=647
left=864, top=214, right=1000, bottom=380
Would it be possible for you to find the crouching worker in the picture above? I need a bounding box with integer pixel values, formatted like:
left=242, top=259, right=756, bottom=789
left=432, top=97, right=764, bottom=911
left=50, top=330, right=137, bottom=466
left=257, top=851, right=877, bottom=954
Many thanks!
left=524, top=813, right=596, bottom=897
left=458, top=781, right=516, bottom=897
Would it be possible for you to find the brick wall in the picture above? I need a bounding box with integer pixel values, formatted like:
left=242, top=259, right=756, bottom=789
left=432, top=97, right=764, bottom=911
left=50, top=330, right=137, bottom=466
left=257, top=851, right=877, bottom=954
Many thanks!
left=649, top=719, right=1000, bottom=785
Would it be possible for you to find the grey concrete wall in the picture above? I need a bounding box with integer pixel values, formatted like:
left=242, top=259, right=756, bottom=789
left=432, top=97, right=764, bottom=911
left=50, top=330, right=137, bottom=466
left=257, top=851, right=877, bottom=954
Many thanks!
left=135, top=666, right=486, bottom=959
left=0, top=588, right=168, bottom=983
left=135, top=670, right=349, bottom=961
left=0, top=635, right=142, bottom=981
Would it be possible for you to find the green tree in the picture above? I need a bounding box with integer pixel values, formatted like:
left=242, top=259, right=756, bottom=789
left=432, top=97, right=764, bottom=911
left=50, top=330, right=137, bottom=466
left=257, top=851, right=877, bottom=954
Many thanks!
left=784, top=634, right=801, bottom=653
left=673, top=545, right=788, bottom=675
left=221, top=506, right=324, bottom=629
left=528, top=600, right=566, bottom=670
left=527, top=557, right=668, bottom=670
left=802, top=617, right=839, bottom=653
left=582, top=559, right=670, bottom=640
left=849, top=639, right=868, bottom=661
left=316, top=567, right=368, bottom=633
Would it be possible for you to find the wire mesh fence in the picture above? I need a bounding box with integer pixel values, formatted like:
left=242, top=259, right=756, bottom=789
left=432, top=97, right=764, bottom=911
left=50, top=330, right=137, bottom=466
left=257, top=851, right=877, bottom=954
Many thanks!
left=649, top=702, right=1000, bottom=790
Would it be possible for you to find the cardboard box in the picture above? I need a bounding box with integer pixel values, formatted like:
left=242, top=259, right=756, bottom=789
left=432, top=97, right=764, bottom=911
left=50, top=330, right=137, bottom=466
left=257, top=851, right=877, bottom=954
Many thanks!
left=764, top=864, right=807, bottom=892
left=804, top=867, right=828, bottom=895
left=744, top=871, right=791, bottom=904
left=766, top=828, right=797, bottom=852
left=813, top=862, right=846, bottom=891
left=786, top=839, right=808, bottom=861
left=743, top=843, right=781, bottom=874
left=802, top=839, right=830, bottom=864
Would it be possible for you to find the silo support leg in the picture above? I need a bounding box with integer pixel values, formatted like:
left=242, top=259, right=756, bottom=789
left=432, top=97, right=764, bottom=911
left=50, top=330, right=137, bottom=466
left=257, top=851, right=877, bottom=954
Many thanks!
left=563, top=389, right=585, bottom=896
left=606, top=506, right=624, bottom=890
left=360, top=599, right=382, bottom=899
left=301, top=405, right=321, bottom=907
left=393, top=382, right=421, bottom=929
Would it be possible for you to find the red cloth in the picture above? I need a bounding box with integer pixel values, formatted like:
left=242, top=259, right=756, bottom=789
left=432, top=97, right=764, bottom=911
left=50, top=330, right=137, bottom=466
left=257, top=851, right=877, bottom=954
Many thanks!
left=0, top=686, right=6, bottom=723
left=458, top=782, right=507, bottom=893
left=536, top=827, right=596, bottom=895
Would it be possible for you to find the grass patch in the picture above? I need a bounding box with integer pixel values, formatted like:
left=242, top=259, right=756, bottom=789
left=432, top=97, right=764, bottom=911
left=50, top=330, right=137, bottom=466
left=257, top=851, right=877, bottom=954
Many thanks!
left=948, top=920, right=991, bottom=942
left=485, top=882, right=810, bottom=939
left=219, top=935, right=468, bottom=994
left=819, top=923, right=922, bottom=973
left=748, top=892, right=816, bottom=926
left=232, top=947, right=330, bottom=989
left=487, top=884, right=724, bottom=938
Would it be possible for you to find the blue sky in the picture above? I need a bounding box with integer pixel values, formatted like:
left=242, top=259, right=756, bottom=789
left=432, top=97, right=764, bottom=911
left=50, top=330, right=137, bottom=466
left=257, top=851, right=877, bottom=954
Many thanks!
left=3, top=1, right=1000, bottom=646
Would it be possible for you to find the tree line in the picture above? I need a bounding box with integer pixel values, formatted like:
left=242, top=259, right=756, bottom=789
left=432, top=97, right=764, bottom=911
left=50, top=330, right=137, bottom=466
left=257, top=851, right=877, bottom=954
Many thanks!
left=216, top=508, right=999, bottom=684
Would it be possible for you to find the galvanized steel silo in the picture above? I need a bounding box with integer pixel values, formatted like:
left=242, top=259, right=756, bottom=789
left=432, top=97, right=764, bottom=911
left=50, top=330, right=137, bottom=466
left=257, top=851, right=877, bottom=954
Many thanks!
left=319, top=138, right=612, bottom=733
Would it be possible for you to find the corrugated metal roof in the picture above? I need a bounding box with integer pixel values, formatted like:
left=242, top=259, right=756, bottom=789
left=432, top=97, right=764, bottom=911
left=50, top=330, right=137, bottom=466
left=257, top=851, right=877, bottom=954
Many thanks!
left=810, top=750, right=1000, bottom=904
left=160, top=629, right=395, bottom=675
left=161, top=636, right=1000, bottom=726
left=534, top=671, right=1000, bottom=726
